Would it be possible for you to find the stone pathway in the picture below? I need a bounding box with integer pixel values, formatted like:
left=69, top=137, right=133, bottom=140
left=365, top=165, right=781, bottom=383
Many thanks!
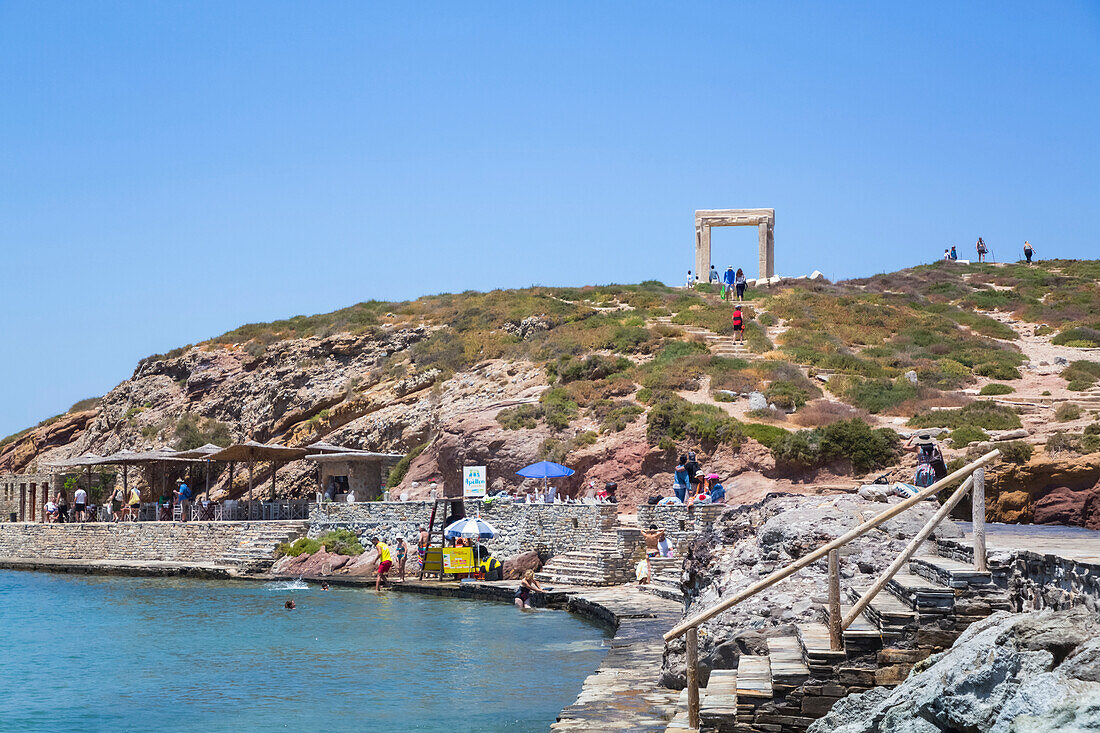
left=552, top=585, right=683, bottom=731
left=956, top=521, right=1100, bottom=564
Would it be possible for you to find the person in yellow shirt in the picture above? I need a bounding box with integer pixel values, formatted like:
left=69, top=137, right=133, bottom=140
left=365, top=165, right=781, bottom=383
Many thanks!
left=372, top=537, right=392, bottom=591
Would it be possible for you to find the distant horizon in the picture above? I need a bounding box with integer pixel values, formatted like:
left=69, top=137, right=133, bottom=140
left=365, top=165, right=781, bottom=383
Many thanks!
left=2, top=2, right=1098, bottom=437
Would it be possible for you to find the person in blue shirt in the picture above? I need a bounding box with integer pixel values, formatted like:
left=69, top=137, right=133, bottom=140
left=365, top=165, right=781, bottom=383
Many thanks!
left=722, top=266, right=736, bottom=301
left=175, top=478, right=192, bottom=521
left=673, top=454, right=690, bottom=502
left=709, top=477, right=726, bottom=504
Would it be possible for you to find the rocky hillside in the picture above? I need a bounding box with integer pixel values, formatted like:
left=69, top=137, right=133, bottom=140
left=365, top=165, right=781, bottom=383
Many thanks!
left=3, top=260, right=1099, bottom=511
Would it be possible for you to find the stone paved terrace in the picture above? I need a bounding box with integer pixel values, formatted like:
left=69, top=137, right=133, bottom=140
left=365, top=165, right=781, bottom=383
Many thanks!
left=956, top=521, right=1100, bottom=563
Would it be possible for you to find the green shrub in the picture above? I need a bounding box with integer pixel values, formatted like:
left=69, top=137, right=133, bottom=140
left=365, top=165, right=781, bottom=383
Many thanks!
left=497, top=404, right=543, bottom=430
left=1046, top=432, right=1079, bottom=455
left=1052, top=327, right=1100, bottom=348
left=771, top=419, right=898, bottom=474
left=979, top=383, right=1015, bottom=396
left=973, top=362, right=1021, bottom=380
left=759, top=312, right=778, bottom=327
left=318, top=529, right=365, bottom=556
left=950, top=425, right=989, bottom=447
left=173, top=413, right=232, bottom=451
left=831, top=376, right=918, bottom=414
left=575, top=430, right=598, bottom=446
left=388, top=442, right=430, bottom=487
left=276, top=537, right=323, bottom=558
left=540, top=387, right=579, bottom=430
left=596, top=402, right=644, bottom=432
left=1064, top=361, right=1100, bottom=387
left=744, top=322, right=773, bottom=354
left=999, top=441, right=1033, bottom=464
left=1055, top=403, right=1082, bottom=422
left=68, top=397, right=101, bottom=413
left=1068, top=380, right=1092, bottom=392
left=740, top=422, right=790, bottom=449
left=552, top=354, right=632, bottom=383
left=908, top=401, right=1022, bottom=430
left=764, top=380, right=811, bottom=411
left=645, top=395, right=744, bottom=448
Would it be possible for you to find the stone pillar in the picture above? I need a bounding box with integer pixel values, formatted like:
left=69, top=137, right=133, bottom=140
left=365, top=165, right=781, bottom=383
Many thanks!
left=758, top=222, right=770, bottom=281
left=694, top=224, right=710, bottom=285
left=766, top=223, right=775, bottom=278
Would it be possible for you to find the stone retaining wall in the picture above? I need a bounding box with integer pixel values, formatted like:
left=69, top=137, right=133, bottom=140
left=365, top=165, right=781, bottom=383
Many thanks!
left=0, top=521, right=306, bottom=566
left=637, top=504, right=727, bottom=550
left=308, top=500, right=617, bottom=558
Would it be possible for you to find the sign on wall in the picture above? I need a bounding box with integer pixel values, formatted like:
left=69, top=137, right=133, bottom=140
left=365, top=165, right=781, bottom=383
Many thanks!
left=463, top=465, right=487, bottom=498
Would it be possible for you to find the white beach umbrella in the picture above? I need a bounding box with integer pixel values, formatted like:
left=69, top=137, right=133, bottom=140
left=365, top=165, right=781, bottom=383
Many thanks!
left=443, top=517, right=497, bottom=540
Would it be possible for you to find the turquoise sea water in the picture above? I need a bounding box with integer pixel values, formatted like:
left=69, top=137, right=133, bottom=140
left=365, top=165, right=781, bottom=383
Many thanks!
left=0, top=570, right=610, bottom=732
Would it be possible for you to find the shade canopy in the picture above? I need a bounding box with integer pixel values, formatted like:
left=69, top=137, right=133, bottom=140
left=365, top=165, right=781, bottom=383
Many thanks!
left=43, top=453, right=103, bottom=468
left=443, top=517, right=497, bottom=540
left=305, top=440, right=351, bottom=454
left=174, top=443, right=226, bottom=459
left=205, top=441, right=308, bottom=463
left=515, top=461, right=575, bottom=479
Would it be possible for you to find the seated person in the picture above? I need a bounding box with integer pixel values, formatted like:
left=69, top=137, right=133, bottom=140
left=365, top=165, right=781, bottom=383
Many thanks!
left=657, top=533, right=674, bottom=558
left=44, top=500, right=59, bottom=523
left=709, top=480, right=726, bottom=503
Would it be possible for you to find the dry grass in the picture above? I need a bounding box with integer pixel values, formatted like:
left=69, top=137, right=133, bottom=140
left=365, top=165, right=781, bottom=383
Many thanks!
left=790, top=399, right=869, bottom=427
left=886, top=392, right=972, bottom=417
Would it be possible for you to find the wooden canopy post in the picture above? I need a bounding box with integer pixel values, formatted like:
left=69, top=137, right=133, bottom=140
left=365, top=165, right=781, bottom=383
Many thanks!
left=270, top=461, right=277, bottom=502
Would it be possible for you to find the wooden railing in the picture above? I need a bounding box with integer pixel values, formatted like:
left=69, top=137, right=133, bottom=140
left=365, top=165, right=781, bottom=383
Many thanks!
left=664, top=449, right=999, bottom=730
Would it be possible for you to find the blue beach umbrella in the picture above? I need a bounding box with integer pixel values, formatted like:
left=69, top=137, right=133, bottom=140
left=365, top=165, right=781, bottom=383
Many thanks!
left=443, top=516, right=497, bottom=539
left=516, top=460, right=574, bottom=500
left=515, top=461, right=575, bottom=479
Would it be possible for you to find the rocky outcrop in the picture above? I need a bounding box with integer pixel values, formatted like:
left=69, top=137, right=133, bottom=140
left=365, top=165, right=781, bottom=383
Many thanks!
left=0, top=409, right=97, bottom=473
left=661, top=494, right=962, bottom=688
left=808, top=608, right=1100, bottom=732
left=986, top=454, right=1100, bottom=528
left=503, top=550, right=542, bottom=580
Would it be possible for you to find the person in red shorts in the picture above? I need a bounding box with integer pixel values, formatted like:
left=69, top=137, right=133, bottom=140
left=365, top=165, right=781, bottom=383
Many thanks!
left=372, top=537, right=393, bottom=591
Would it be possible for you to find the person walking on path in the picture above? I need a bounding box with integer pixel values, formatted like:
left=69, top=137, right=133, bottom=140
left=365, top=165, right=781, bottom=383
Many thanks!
left=74, top=485, right=87, bottom=522
left=1024, top=241, right=1035, bottom=264
left=905, top=430, right=947, bottom=488
left=514, top=569, right=545, bottom=610
left=708, top=265, right=721, bottom=289
left=126, top=486, right=141, bottom=521
left=685, top=270, right=694, bottom=288
left=732, top=305, right=745, bottom=343
left=393, top=536, right=409, bottom=581
left=372, top=537, right=393, bottom=591
left=722, top=266, right=736, bottom=301
left=976, top=237, right=988, bottom=263
left=734, top=268, right=747, bottom=302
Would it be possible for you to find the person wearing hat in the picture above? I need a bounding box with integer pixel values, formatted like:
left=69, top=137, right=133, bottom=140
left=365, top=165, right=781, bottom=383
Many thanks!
left=732, top=305, right=745, bottom=342
left=174, top=478, right=192, bottom=522
left=905, top=431, right=947, bottom=488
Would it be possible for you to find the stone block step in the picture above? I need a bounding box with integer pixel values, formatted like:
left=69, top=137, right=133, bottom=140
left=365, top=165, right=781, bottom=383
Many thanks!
left=886, top=571, right=955, bottom=614
left=846, top=586, right=917, bottom=629
left=700, top=669, right=738, bottom=731
left=766, top=635, right=810, bottom=686
left=909, top=555, right=991, bottom=589
left=795, top=622, right=847, bottom=663
left=826, top=605, right=882, bottom=652
left=736, top=656, right=772, bottom=702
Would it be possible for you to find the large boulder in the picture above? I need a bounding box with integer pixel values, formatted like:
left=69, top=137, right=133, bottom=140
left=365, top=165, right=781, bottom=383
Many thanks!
left=340, top=548, right=381, bottom=577
left=503, top=550, right=542, bottom=580
left=272, top=547, right=351, bottom=577
left=987, top=454, right=1100, bottom=527
left=807, top=608, right=1100, bottom=733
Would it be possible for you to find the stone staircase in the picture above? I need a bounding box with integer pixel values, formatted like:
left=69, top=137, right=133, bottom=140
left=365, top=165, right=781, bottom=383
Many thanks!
left=666, top=538, right=1011, bottom=732
left=639, top=556, right=683, bottom=601
left=652, top=315, right=753, bottom=360
left=536, top=527, right=646, bottom=586
left=992, top=384, right=1100, bottom=412
left=220, top=521, right=309, bottom=570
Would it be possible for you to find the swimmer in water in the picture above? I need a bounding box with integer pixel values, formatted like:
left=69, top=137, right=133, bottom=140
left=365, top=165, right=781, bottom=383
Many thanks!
left=320, top=582, right=329, bottom=591
left=285, top=600, right=295, bottom=610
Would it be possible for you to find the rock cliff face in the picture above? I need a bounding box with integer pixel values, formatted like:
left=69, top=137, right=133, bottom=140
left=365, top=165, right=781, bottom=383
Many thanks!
left=808, top=607, right=1100, bottom=732
left=986, top=455, right=1100, bottom=529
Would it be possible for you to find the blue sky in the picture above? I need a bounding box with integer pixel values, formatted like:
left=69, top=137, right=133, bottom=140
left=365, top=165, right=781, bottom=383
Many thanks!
left=1, top=2, right=1098, bottom=437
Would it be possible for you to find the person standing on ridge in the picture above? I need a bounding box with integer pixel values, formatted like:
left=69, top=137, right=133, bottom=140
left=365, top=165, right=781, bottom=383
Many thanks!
left=1023, top=241, right=1034, bottom=264
left=976, top=237, right=988, bottom=263
left=722, top=266, right=736, bottom=301
left=950, top=246, right=958, bottom=260
left=685, top=270, right=693, bottom=288
left=735, top=268, right=747, bottom=302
